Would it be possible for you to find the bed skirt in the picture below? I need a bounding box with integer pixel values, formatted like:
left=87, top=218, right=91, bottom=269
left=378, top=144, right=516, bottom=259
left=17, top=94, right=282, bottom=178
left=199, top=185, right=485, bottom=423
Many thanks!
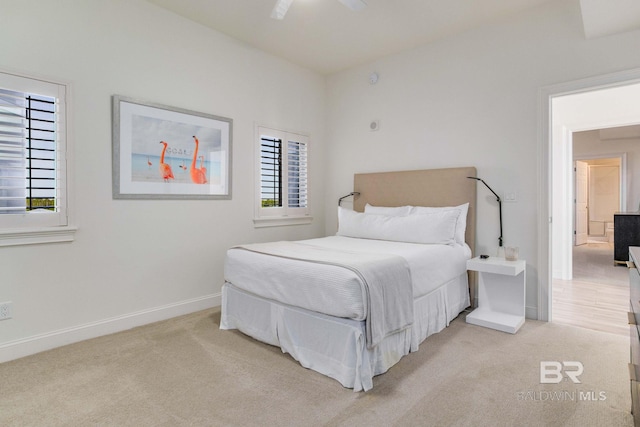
left=220, top=273, right=470, bottom=392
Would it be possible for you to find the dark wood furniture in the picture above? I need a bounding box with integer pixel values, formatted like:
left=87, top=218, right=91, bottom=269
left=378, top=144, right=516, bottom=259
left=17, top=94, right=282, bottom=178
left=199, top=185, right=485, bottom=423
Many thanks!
left=615, top=213, right=640, bottom=264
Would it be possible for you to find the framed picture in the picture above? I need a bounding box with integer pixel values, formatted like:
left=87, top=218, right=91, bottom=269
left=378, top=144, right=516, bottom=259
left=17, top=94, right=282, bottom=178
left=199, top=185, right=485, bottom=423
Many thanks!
left=112, top=95, right=232, bottom=199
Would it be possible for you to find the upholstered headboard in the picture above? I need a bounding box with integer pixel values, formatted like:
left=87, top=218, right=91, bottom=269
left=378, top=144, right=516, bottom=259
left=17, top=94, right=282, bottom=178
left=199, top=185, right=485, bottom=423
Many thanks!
left=352, top=166, right=477, bottom=255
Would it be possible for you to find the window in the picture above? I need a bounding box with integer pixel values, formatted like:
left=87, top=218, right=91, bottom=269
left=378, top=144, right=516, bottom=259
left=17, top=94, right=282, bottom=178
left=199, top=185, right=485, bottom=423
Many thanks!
left=0, top=71, right=74, bottom=246
left=255, top=126, right=311, bottom=226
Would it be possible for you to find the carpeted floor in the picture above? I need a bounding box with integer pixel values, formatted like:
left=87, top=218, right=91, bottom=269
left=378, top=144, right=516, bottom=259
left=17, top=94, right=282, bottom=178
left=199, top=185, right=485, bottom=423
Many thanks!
left=572, top=242, right=627, bottom=286
left=0, top=308, right=633, bottom=426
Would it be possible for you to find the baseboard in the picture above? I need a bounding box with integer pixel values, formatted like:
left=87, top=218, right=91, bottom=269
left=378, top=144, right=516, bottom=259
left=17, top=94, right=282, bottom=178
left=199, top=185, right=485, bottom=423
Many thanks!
left=0, top=293, right=221, bottom=364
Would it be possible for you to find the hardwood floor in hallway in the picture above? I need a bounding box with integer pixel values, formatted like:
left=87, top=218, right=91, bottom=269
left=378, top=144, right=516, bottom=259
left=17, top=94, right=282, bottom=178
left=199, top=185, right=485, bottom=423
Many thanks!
left=552, top=242, right=629, bottom=336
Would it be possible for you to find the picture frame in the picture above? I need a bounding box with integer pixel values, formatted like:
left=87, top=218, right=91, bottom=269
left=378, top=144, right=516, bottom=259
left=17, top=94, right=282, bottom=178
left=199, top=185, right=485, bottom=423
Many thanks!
left=112, top=95, right=232, bottom=199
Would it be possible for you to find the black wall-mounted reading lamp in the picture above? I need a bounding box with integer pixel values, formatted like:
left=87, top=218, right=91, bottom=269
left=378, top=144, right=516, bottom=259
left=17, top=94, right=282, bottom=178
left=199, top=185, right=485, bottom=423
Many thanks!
left=338, top=192, right=360, bottom=206
left=467, top=177, right=503, bottom=247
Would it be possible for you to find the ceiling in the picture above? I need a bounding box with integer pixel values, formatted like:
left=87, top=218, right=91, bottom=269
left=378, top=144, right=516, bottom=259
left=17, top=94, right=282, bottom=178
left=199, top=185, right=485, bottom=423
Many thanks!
left=145, top=0, right=640, bottom=74
left=598, top=125, right=640, bottom=140
left=145, top=0, right=556, bottom=74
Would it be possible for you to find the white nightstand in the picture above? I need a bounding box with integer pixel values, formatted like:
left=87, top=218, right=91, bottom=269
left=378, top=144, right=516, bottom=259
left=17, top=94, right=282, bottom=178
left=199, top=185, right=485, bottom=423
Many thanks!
left=466, top=256, right=526, bottom=334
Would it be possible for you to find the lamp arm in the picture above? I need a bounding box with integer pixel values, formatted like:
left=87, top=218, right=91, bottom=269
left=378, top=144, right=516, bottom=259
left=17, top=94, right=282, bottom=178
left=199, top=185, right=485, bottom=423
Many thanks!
left=478, top=179, right=503, bottom=247
left=338, top=192, right=360, bottom=206
left=468, top=176, right=503, bottom=247
left=478, top=179, right=501, bottom=203
left=498, top=199, right=503, bottom=247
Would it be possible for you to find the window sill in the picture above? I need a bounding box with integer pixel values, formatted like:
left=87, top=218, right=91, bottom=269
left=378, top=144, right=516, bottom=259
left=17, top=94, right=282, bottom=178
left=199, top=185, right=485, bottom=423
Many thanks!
left=0, top=226, right=77, bottom=247
left=253, top=216, right=313, bottom=228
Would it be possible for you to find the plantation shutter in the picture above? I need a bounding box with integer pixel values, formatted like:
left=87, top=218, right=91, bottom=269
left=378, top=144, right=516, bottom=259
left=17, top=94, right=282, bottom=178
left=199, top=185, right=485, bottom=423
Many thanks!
left=0, top=88, right=28, bottom=214
left=0, top=88, right=57, bottom=215
left=287, top=139, right=307, bottom=208
left=256, top=126, right=310, bottom=225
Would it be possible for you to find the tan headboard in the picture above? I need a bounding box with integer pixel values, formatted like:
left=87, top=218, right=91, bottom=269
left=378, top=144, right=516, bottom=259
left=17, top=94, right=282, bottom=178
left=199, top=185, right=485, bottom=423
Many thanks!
left=353, top=167, right=477, bottom=255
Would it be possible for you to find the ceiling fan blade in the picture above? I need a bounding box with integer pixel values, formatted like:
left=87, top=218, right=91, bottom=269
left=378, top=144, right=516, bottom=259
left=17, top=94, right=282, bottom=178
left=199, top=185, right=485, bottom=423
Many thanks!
left=338, top=0, right=367, bottom=12
left=271, top=0, right=294, bottom=20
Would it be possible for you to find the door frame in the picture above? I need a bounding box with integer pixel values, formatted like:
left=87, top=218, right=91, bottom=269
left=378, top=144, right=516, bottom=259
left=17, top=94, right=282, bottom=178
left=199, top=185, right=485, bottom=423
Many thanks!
left=538, top=67, right=640, bottom=322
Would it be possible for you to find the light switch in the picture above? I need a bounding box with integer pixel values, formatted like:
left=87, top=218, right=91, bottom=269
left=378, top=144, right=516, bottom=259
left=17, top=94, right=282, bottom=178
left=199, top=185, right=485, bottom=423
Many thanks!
left=504, top=191, right=517, bottom=202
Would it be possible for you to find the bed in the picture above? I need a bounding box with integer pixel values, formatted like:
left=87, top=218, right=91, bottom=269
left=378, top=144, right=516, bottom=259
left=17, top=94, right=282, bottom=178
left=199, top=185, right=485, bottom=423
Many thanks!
left=220, top=167, right=477, bottom=391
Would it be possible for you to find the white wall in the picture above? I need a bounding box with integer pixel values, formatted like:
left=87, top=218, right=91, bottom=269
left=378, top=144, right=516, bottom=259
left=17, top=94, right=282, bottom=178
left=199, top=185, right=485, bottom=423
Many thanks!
left=325, top=0, right=640, bottom=318
left=0, top=0, right=326, bottom=361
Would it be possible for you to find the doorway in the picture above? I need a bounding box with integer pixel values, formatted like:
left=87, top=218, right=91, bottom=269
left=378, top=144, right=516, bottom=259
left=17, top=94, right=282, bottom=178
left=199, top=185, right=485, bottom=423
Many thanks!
left=553, top=144, right=628, bottom=335
left=542, top=75, right=640, bottom=333
left=574, top=150, right=625, bottom=246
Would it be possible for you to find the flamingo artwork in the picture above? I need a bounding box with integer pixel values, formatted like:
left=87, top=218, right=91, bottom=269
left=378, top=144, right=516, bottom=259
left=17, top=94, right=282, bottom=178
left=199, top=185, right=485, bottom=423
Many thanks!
left=190, top=136, right=207, bottom=184
left=158, top=141, right=174, bottom=182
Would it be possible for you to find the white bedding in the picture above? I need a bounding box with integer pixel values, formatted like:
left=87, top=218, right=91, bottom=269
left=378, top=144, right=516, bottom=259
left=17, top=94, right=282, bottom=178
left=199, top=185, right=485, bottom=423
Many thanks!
left=221, top=272, right=470, bottom=391
left=224, top=236, right=471, bottom=321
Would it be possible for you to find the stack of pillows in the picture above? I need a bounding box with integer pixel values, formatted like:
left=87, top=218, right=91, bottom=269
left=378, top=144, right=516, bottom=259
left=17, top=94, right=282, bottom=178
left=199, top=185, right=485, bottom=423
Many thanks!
left=337, top=203, right=468, bottom=246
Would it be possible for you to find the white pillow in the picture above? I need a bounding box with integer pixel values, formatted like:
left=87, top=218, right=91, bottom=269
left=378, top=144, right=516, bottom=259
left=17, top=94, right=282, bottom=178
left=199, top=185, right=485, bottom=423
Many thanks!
left=364, top=203, right=412, bottom=216
left=337, top=207, right=459, bottom=245
left=411, top=203, right=469, bottom=245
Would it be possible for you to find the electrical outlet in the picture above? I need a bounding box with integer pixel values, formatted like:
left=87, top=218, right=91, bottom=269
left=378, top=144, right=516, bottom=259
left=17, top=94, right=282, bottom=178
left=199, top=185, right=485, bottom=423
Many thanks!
left=0, top=302, right=13, bottom=320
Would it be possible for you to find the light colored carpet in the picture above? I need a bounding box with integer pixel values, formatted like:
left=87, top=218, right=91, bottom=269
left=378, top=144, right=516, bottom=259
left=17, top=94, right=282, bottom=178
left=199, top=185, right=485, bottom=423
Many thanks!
left=573, top=242, right=627, bottom=286
left=0, top=308, right=633, bottom=426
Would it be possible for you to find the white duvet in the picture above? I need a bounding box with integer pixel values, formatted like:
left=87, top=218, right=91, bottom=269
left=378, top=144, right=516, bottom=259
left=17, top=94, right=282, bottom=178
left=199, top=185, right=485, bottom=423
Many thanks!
left=224, top=235, right=471, bottom=321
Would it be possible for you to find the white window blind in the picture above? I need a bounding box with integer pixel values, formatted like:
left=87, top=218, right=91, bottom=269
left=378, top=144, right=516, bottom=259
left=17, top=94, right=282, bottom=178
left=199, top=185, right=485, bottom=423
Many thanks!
left=287, top=140, right=307, bottom=209
left=0, top=71, right=70, bottom=237
left=0, top=89, right=57, bottom=214
left=256, top=126, right=310, bottom=226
